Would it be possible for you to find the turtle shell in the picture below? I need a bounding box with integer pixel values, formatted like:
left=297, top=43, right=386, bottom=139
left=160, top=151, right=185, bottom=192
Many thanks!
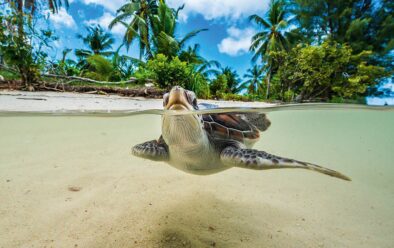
left=202, top=113, right=261, bottom=143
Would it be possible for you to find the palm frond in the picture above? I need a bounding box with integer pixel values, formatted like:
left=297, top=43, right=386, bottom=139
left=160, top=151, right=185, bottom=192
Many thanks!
left=179, top=28, right=208, bottom=49
left=249, top=14, right=271, bottom=29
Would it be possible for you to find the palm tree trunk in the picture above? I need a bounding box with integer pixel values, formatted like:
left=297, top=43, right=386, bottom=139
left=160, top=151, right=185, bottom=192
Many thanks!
left=16, top=0, right=29, bottom=87
left=15, top=1, right=39, bottom=88
left=266, top=70, right=271, bottom=99
left=145, top=26, right=153, bottom=59
left=16, top=0, right=24, bottom=37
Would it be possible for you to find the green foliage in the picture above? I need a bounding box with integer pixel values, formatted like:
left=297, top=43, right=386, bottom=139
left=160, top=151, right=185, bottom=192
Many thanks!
left=75, top=25, right=115, bottom=71
left=150, top=1, right=207, bottom=58
left=7, top=0, right=69, bottom=14
left=283, top=89, right=295, bottom=102
left=187, top=71, right=210, bottom=99
left=249, top=0, right=299, bottom=98
left=274, top=41, right=387, bottom=101
left=0, top=10, right=39, bottom=85
left=221, top=67, right=242, bottom=94
left=76, top=25, right=114, bottom=57
left=82, top=55, right=116, bottom=81
left=249, top=0, right=296, bottom=61
left=111, top=0, right=206, bottom=59
left=179, top=44, right=205, bottom=64
left=217, top=93, right=251, bottom=101
left=136, top=54, right=191, bottom=88
left=110, top=0, right=158, bottom=58
left=210, top=74, right=228, bottom=97
left=329, top=96, right=366, bottom=104
left=241, top=65, right=264, bottom=97
left=1, top=1, right=65, bottom=85
left=0, top=69, right=19, bottom=80
left=292, top=0, right=394, bottom=64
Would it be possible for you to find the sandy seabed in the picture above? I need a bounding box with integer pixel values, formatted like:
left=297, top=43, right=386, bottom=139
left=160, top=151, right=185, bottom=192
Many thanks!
left=0, top=91, right=393, bottom=248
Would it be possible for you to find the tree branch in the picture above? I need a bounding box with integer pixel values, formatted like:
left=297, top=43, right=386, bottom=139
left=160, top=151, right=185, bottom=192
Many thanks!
left=41, top=74, right=154, bottom=84
left=0, top=64, right=18, bottom=74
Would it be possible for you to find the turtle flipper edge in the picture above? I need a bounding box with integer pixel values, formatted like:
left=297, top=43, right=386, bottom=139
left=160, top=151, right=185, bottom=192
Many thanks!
left=220, top=147, right=350, bottom=181
left=132, top=137, right=169, bottom=161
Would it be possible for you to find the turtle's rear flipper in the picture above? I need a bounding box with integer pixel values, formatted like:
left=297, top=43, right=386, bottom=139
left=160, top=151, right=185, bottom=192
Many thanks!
left=220, top=147, right=350, bottom=181
left=132, top=138, right=169, bottom=161
left=237, top=113, right=271, bottom=132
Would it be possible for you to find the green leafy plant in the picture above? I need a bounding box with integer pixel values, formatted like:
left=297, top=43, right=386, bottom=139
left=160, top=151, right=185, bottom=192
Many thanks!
left=136, top=53, right=190, bottom=88
left=274, top=41, right=387, bottom=101
left=82, top=55, right=116, bottom=81
left=210, top=74, right=228, bottom=98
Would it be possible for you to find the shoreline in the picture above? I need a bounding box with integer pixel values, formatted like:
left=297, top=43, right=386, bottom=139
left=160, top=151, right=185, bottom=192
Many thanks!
left=0, top=90, right=276, bottom=112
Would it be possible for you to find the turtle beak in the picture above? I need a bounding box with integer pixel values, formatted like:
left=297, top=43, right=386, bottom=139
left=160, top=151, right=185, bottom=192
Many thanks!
left=165, top=86, right=192, bottom=110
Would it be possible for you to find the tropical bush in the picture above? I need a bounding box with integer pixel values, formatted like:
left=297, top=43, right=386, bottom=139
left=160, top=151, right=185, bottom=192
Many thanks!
left=0, top=11, right=40, bottom=85
left=136, top=54, right=191, bottom=89
left=218, top=93, right=251, bottom=101
left=187, top=71, right=210, bottom=99
left=210, top=74, right=228, bottom=97
left=273, top=41, right=387, bottom=101
left=81, top=55, right=114, bottom=81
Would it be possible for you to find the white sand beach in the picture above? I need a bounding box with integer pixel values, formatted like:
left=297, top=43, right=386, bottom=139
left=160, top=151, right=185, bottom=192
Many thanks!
left=0, top=90, right=275, bottom=112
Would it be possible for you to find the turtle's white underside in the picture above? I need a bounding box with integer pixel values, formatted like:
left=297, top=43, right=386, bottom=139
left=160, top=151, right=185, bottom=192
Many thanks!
left=163, top=114, right=232, bottom=175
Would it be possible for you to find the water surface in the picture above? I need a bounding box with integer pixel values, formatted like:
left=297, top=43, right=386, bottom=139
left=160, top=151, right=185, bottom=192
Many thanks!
left=0, top=105, right=393, bottom=247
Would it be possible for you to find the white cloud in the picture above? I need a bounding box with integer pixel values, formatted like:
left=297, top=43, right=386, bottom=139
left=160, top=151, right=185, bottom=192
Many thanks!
left=85, top=12, right=126, bottom=36
left=218, top=27, right=255, bottom=56
left=79, top=0, right=268, bottom=20
left=49, top=8, right=76, bottom=28
left=80, top=0, right=126, bottom=12
left=167, top=0, right=269, bottom=21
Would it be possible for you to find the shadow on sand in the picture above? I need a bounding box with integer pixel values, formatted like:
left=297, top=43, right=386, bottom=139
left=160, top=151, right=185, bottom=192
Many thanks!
left=149, top=192, right=300, bottom=248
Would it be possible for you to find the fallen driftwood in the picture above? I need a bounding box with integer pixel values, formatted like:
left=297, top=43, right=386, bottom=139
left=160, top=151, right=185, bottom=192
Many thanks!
left=0, top=79, right=165, bottom=98
left=0, top=65, right=154, bottom=85
left=41, top=74, right=154, bottom=84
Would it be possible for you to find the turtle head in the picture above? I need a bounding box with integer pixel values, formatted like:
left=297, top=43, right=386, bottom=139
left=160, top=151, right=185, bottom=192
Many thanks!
left=162, top=86, right=205, bottom=146
left=163, top=86, right=199, bottom=111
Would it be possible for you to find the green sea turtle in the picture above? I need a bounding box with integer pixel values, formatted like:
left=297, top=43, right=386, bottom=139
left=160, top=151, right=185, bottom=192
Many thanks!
left=132, top=86, right=350, bottom=181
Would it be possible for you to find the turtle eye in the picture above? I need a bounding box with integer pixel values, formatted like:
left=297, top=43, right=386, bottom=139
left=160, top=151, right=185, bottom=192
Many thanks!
left=163, top=93, right=169, bottom=107
left=185, top=91, right=198, bottom=108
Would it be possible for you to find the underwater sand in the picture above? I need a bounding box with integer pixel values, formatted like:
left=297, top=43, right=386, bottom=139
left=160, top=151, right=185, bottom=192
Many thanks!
left=0, top=107, right=393, bottom=247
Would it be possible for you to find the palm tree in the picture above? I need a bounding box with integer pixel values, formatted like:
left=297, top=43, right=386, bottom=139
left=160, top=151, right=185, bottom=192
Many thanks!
left=7, top=0, right=68, bottom=16
left=82, top=54, right=116, bottom=81
left=51, top=48, right=78, bottom=75
left=5, top=0, right=69, bottom=85
left=249, top=0, right=294, bottom=98
left=179, top=44, right=205, bottom=64
left=8, top=0, right=68, bottom=39
left=150, top=1, right=207, bottom=58
left=76, top=25, right=115, bottom=57
left=242, top=65, right=264, bottom=96
left=112, top=44, right=142, bottom=79
left=221, top=66, right=241, bottom=93
left=109, top=0, right=158, bottom=59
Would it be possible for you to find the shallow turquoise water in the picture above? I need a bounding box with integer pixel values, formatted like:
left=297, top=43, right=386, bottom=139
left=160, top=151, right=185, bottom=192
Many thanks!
left=0, top=104, right=393, bottom=247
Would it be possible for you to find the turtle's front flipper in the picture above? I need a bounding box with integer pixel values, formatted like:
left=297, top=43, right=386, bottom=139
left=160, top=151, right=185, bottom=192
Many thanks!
left=220, top=147, right=350, bottom=181
left=132, top=137, right=169, bottom=161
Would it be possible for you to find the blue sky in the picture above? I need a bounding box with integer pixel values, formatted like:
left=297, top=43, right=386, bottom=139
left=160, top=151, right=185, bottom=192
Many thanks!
left=46, top=0, right=269, bottom=77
